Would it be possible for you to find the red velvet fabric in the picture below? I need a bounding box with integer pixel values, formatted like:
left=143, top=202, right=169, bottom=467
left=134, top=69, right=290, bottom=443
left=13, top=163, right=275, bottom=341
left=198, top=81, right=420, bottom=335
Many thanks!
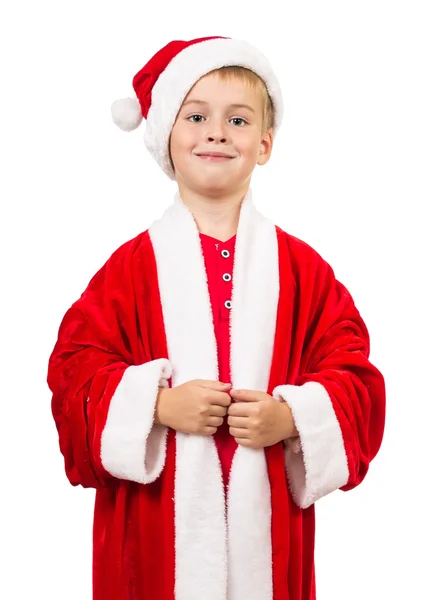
left=133, top=36, right=227, bottom=118
left=47, top=226, right=385, bottom=600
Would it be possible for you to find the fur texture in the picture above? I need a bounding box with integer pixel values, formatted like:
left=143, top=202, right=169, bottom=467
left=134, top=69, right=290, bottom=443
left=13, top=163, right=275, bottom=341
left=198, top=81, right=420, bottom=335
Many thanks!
left=101, top=358, right=172, bottom=483
left=111, top=95, right=143, bottom=131
left=149, top=188, right=279, bottom=600
left=273, top=382, right=349, bottom=508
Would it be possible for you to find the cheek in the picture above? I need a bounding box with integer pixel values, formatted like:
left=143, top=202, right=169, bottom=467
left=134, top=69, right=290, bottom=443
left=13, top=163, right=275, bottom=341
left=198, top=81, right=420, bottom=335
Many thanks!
left=170, top=124, right=194, bottom=154
left=169, top=136, right=193, bottom=172
left=235, top=133, right=262, bottom=160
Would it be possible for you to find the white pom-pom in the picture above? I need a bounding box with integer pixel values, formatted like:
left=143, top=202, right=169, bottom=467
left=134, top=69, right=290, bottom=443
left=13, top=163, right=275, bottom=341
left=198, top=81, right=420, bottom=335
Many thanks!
left=111, top=97, right=143, bottom=131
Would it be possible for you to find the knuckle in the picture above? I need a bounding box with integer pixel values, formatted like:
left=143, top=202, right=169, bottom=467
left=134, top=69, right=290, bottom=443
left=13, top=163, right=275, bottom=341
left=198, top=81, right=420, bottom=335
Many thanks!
left=198, top=403, right=210, bottom=416
left=196, top=416, right=206, bottom=430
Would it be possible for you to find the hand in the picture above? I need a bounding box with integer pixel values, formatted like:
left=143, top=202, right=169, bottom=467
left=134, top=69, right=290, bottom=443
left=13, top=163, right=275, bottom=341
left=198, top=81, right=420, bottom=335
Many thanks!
left=155, top=380, right=232, bottom=436
left=228, top=389, right=299, bottom=449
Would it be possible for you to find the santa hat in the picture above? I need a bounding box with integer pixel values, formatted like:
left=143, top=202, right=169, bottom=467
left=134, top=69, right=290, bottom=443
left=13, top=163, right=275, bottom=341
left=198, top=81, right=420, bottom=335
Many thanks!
left=111, top=36, right=284, bottom=180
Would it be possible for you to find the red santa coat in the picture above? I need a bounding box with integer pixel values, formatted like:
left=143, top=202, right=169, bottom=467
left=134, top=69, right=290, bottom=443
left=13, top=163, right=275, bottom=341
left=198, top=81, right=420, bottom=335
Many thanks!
left=47, top=189, right=385, bottom=600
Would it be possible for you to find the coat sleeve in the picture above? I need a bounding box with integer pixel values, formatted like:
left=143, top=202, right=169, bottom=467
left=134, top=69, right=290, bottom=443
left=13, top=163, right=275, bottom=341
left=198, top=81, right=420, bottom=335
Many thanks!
left=47, top=255, right=172, bottom=490
left=273, top=258, right=386, bottom=509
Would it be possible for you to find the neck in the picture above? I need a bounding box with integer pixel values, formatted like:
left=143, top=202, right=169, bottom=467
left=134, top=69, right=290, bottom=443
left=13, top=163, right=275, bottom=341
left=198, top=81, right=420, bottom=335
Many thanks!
left=177, top=184, right=250, bottom=242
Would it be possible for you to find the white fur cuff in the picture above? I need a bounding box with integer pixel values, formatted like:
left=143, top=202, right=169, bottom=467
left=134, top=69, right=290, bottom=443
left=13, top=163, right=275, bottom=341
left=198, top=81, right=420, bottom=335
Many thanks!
left=101, top=358, right=172, bottom=484
left=273, top=381, right=349, bottom=508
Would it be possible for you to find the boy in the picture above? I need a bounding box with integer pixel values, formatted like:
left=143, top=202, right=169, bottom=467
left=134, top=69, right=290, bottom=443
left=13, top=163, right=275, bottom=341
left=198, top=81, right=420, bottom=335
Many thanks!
left=47, top=36, right=386, bottom=600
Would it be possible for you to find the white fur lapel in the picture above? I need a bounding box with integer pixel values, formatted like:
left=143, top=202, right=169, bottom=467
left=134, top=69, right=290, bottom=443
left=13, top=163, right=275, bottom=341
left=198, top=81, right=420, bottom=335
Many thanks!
left=149, top=188, right=280, bottom=600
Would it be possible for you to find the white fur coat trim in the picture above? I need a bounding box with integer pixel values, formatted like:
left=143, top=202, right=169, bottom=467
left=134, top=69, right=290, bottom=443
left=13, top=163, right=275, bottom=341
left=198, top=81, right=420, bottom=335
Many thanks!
left=101, top=358, right=172, bottom=483
left=149, top=187, right=279, bottom=600
left=273, top=382, right=350, bottom=508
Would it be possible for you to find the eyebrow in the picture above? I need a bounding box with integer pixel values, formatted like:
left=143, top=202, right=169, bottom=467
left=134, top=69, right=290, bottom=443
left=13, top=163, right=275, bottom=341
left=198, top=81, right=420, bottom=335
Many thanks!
left=182, top=99, right=256, bottom=114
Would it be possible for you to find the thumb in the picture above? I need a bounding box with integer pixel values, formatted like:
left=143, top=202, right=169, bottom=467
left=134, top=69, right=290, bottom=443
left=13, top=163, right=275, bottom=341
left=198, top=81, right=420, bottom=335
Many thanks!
left=230, top=389, right=265, bottom=401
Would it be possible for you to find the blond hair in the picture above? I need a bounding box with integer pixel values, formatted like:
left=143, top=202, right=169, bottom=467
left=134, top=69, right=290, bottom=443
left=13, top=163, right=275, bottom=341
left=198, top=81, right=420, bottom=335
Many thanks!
left=212, top=65, right=275, bottom=134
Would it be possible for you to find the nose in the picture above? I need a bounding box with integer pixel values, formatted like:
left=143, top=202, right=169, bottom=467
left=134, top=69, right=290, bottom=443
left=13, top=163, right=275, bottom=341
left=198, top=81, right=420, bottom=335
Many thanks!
left=205, top=119, right=229, bottom=144
left=206, top=133, right=227, bottom=143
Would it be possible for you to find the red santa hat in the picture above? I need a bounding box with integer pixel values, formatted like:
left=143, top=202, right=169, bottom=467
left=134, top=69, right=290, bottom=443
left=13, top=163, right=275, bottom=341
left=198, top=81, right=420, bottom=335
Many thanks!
left=111, top=36, right=284, bottom=180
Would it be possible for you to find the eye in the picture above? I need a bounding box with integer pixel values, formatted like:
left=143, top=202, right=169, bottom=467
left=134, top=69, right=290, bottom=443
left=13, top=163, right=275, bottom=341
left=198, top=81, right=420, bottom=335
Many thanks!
left=230, top=117, right=247, bottom=126
left=187, top=114, right=248, bottom=126
left=188, top=114, right=205, bottom=123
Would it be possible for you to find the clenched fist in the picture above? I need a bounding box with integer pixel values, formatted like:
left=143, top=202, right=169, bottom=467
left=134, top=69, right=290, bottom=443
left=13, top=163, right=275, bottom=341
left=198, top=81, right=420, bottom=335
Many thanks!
left=155, top=379, right=232, bottom=436
left=228, top=389, right=299, bottom=449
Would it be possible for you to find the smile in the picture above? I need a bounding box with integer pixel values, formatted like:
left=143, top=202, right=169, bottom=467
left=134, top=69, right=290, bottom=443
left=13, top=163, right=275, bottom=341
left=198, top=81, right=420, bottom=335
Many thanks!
left=196, top=155, right=234, bottom=162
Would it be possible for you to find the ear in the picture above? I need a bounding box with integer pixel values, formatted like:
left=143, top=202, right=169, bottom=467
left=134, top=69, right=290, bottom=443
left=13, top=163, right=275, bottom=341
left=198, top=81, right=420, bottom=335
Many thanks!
left=257, top=127, right=273, bottom=166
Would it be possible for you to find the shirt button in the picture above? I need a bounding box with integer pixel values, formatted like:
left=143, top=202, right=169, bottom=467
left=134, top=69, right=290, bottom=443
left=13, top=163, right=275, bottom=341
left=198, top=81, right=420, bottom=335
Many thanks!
left=221, top=249, right=230, bottom=258
left=224, top=300, right=232, bottom=309
left=222, top=273, right=232, bottom=282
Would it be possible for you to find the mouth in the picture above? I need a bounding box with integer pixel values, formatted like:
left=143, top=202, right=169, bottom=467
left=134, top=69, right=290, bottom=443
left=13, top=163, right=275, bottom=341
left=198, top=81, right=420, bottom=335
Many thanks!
left=195, top=152, right=235, bottom=162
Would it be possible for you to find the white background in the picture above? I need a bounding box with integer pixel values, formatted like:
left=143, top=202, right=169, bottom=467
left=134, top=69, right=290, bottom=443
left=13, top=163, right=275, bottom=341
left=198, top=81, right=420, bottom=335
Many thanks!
left=2, top=1, right=442, bottom=598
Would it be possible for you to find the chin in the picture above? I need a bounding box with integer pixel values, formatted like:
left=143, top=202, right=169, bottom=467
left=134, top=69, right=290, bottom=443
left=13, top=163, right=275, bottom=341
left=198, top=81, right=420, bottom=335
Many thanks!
left=185, top=170, right=230, bottom=187
left=196, top=182, right=232, bottom=195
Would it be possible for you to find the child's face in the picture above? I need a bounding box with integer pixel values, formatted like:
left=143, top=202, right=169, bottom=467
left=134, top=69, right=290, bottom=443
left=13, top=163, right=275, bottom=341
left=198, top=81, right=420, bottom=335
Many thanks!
left=169, top=71, right=273, bottom=195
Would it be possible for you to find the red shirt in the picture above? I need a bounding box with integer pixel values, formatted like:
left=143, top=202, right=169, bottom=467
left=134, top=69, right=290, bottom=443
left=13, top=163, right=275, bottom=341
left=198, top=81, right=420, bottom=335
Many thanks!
left=199, top=232, right=238, bottom=489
